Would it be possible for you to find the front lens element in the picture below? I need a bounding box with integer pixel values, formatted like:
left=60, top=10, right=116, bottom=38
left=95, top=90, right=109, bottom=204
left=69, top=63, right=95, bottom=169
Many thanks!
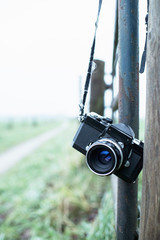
left=98, top=150, right=112, bottom=164
left=87, top=146, right=116, bottom=175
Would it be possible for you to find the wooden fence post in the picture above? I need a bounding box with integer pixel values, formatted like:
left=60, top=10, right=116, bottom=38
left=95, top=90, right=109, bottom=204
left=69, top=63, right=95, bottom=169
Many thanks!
left=89, top=59, right=105, bottom=115
left=139, top=0, right=160, bottom=238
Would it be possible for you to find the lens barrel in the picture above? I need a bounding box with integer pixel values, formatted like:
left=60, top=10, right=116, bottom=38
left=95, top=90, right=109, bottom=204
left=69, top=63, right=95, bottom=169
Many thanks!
left=86, top=138, right=123, bottom=176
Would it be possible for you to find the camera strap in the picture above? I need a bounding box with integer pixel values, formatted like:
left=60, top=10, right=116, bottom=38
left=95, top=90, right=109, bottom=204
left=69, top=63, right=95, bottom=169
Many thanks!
left=79, top=0, right=103, bottom=121
left=139, top=0, right=149, bottom=73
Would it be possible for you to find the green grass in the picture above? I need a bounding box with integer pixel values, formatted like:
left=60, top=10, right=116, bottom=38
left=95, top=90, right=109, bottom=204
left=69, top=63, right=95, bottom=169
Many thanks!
left=0, top=116, right=145, bottom=239
left=0, top=120, right=115, bottom=240
left=0, top=120, right=59, bottom=152
left=88, top=191, right=115, bottom=240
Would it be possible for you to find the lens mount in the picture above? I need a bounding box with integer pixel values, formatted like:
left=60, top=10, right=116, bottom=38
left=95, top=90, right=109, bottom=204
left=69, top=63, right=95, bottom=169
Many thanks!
left=86, top=138, right=123, bottom=176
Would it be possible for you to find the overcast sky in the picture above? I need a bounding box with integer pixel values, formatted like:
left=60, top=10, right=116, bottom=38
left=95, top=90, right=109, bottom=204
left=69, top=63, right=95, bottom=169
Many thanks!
left=0, top=0, right=146, bottom=118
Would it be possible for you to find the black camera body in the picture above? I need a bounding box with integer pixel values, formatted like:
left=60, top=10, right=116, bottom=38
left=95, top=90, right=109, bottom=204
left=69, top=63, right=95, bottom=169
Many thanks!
left=72, top=113, right=143, bottom=183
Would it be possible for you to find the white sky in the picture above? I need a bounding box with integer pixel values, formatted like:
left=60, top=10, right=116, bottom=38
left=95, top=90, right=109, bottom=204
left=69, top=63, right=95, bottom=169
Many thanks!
left=0, top=0, right=146, bottom=118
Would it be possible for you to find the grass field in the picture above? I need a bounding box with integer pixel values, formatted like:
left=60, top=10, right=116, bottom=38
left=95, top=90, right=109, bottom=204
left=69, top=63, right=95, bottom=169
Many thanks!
left=0, top=120, right=115, bottom=240
left=0, top=120, right=59, bottom=152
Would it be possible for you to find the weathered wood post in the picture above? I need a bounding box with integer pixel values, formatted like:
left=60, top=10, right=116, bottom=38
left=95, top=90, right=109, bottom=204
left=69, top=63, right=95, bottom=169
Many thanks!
left=117, top=0, right=139, bottom=239
left=139, top=0, right=160, bottom=239
left=89, top=59, right=105, bottom=115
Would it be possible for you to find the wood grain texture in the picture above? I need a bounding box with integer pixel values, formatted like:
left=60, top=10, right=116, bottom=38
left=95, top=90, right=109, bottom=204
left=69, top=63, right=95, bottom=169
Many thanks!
left=139, top=0, right=160, bottom=239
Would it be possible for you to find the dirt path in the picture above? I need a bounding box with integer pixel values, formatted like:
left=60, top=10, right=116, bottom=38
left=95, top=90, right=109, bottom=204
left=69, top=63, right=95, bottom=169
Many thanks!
left=0, top=122, right=68, bottom=174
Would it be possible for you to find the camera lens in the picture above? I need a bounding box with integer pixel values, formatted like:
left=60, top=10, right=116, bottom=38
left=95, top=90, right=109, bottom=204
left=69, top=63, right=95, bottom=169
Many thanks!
left=86, top=139, right=123, bottom=176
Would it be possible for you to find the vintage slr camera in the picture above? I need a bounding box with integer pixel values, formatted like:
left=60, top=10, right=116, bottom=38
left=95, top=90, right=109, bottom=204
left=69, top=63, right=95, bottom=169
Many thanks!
left=72, top=113, right=143, bottom=183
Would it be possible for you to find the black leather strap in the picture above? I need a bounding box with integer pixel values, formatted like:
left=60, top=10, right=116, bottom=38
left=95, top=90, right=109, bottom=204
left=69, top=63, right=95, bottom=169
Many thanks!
left=139, top=0, right=149, bottom=74
left=79, top=0, right=103, bottom=120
